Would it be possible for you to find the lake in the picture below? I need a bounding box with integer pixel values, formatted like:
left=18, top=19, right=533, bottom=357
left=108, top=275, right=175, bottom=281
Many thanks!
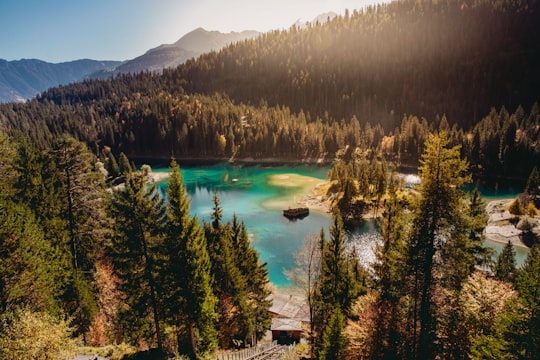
left=155, top=163, right=528, bottom=287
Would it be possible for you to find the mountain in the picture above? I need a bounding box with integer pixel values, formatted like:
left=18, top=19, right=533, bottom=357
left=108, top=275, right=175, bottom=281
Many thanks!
left=92, top=28, right=260, bottom=78
left=0, top=28, right=259, bottom=102
left=0, top=58, right=121, bottom=103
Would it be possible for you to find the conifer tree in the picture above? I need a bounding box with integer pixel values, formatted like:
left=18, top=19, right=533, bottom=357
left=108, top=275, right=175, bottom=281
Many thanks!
left=319, top=306, right=347, bottom=360
left=525, top=166, right=540, bottom=200
left=109, top=170, right=166, bottom=349
left=48, top=136, right=109, bottom=334
left=163, top=159, right=218, bottom=358
left=204, top=192, right=252, bottom=348
left=118, top=152, right=132, bottom=176
left=0, top=198, right=65, bottom=315
left=230, top=215, right=272, bottom=342
left=405, top=132, right=471, bottom=359
left=494, top=241, right=517, bottom=283
left=372, top=177, right=407, bottom=358
left=516, top=245, right=540, bottom=358
left=313, top=208, right=359, bottom=356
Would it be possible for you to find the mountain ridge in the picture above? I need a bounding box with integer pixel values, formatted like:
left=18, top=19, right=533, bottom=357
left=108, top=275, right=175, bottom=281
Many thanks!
left=0, top=58, right=121, bottom=102
left=90, top=28, right=260, bottom=79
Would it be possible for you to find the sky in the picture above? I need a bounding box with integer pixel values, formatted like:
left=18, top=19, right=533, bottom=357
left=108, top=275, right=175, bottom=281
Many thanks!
left=0, top=0, right=388, bottom=63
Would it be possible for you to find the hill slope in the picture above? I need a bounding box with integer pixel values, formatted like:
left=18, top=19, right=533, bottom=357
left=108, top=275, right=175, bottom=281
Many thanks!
left=173, top=0, right=540, bottom=129
left=0, top=58, right=121, bottom=102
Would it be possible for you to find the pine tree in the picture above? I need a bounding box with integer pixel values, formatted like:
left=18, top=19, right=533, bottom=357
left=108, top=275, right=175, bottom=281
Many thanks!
left=118, top=152, right=132, bottom=176
left=48, top=135, right=109, bottom=334
left=230, top=215, right=272, bottom=342
left=516, top=245, right=540, bottom=358
left=109, top=170, right=166, bottom=349
left=313, top=208, right=359, bottom=356
left=204, top=192, right=252, bottom=349
left=494, top=241, right=517, bottom=283
left=372, top=178, right=408, bottom=359
left=163, top=159, right=218, bottom=358
left=319, top=306, right=347, bottom=360
left=49, top=136, right=109, bottom=273
left=0, top=197, right=65, bottom=316
left=405, top=132, right=471, bottom=359
left=525, top=166, right=540, bottom=200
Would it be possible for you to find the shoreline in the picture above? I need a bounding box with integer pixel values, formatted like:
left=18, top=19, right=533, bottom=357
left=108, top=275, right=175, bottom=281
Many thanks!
left=484, top=199, right=536, bottom=249
left=133, top=155, right=334, bottom=167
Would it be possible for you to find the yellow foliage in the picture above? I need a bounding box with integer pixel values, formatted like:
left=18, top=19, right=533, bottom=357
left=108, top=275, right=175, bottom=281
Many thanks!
left=0, top=309, right=76, bottom=360
left=508, top=198, right=524, bottom=215
left=345, top=291, right=379, bottom=359
left=527, top=202, right=539, bottom=216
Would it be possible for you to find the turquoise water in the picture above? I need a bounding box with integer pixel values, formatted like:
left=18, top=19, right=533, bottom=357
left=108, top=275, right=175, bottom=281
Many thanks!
left=155, top=163, right=529, bottom=287
left=157, top=163, right=333, bottom=287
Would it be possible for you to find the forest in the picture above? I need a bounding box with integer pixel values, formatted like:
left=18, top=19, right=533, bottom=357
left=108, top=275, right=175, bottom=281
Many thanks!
left=1, top=0, right=540, bottom=359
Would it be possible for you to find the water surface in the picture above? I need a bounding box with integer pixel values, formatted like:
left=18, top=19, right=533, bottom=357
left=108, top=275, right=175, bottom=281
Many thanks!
left=158, top=163, right=333, bottom=287
left=156, top=163, right=528, bottom=287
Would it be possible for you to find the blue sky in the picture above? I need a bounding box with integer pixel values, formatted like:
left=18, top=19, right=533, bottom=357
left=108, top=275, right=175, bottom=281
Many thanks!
left=0, top=0, right=387, bottom=63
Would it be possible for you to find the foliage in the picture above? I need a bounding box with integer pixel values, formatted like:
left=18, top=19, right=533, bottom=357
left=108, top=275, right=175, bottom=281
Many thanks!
left=515, top=245, right=540, bottom=358
left=526, top=166, right=540, bottom=199
left=162, top=159, right=218, bottom=358
left=0, top=308, right=76, bottom=360
left=0, top=198, right=65, bottom=315
left=453, top=272, right=519, bottom=360
left=109, top=171, right=166, bottom=349
left=494, top=241, right=518, bottom=283
left=508, top=198, right=524, bottom=216
left=312, top=208, right=365, bottom=357
left=319, top=306, right=347, bottom=360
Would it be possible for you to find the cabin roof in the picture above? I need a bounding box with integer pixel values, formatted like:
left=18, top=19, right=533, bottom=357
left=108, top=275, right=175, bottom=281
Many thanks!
left=268, top=293, right=309, bottom=321
left=271, top=317, right=304, bottom=332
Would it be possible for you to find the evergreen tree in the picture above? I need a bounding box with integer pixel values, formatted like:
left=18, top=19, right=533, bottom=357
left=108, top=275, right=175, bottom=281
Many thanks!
left=12, top=134, right=43, bottom=208
left=163, top=159, right=218, bottom=358
left=405, top=132, right=471, bottom=359
left=49, top=135, right=109, bottom=273
left=230, top=215, right=272, bottom=343
left=106, top=150, right=120, bottom=180
left=494, top=241, right=517, bottom=283
left=0, top=197, right=65, bottom=315
left=109, top=170, right=166, bottom=349
left=204, top=192, right=252, bottom=349
left=319, top=306, right=347, bottom=360
left=313, top=208, right=359, bottom=356
left=118, top=152, right=132, bottom=176
left=516, top=245, right=540, bottom=359
left=372, top=177, right=408, bottom=359
left=526, top=166, right=540, bottom=201
left=48, top=136, right=110, bottom=334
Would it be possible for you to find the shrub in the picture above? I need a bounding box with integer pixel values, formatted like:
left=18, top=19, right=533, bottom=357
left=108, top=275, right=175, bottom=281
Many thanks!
left=508, top=198, right=524, bottom=216
left=0, top=308, right=76, bottom=360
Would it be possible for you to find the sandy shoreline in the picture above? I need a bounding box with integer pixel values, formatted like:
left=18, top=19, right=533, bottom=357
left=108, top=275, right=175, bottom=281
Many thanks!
left=147, top=171, right=169, bottom=183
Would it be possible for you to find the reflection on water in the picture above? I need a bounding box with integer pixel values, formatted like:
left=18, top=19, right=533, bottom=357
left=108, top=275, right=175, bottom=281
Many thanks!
left=155, top=163, right=528, bottom=287
left=345, top=220, right=381, bottom=270
left=158, top=163, right=334, bottom=287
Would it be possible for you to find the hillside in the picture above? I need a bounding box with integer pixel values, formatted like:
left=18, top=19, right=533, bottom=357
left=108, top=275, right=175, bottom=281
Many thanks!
left=0, top=0, right=539, bottom=178
left=172, top=0, right=540, bottom=130
left=0, top=58, right=121, bottom=102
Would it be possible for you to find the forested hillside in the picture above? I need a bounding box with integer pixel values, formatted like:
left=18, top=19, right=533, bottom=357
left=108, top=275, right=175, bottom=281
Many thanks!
left=174, top=0, right=540, bottom=129
left=0, top=0, right=538, bottom=178
left=2, top=1, right=540, bottom=358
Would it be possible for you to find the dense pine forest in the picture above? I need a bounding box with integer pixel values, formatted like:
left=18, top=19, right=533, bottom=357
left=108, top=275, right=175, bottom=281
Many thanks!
left=1, top=0, right=540, bottom=359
